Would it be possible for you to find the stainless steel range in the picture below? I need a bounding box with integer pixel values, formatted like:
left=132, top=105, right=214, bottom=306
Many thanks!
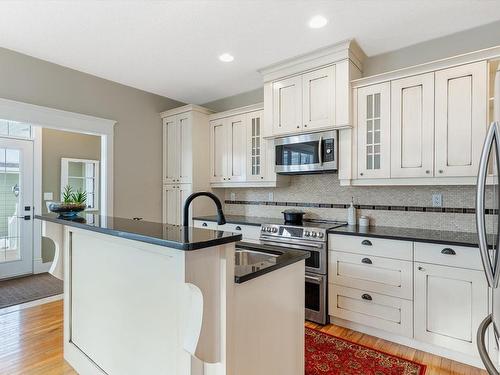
left=258, top=220, right=347, bottom=325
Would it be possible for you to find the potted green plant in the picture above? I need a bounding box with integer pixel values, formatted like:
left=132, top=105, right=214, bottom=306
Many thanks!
left=48, top=185, right=87, bottom=217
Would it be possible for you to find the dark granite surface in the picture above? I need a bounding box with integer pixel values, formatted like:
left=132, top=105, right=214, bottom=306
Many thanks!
left=234, top=241, right=309, bottom=283
left=194, top=215, right=284, bottom=227
left=36, top=213, right=242, bottom=251
left=328, top=225, right=485, bottom=248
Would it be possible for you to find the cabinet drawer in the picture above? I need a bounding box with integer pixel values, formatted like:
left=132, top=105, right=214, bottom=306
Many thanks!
left=193, top=220, right=218, bottom=230
left=414, top=242, right=482, bottom=270
left=329, top=285, right=412, bottom=337
left=329, top=234, right=413, bottom=261
left=218, top=223, right=261, bottom=241
left=329, top=251, right=413, bottom=299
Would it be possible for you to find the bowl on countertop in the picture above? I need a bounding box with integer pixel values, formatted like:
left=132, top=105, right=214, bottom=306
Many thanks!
left=48, top=202, right=86, bottom=218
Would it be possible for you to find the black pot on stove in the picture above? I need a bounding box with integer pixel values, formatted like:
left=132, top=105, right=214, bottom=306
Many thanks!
left=282, top=209, right=306, bottom=224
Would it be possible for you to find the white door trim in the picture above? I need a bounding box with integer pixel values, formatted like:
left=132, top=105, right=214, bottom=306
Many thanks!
left=0, top=97, right=116, bottom=274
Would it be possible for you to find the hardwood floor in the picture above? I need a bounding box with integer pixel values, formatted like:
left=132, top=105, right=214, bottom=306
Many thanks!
left=306, top=321, right=488, bottom=375
left=0, top=300, right=487, bottom=374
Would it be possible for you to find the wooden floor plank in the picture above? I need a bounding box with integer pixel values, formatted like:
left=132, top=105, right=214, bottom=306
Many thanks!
left=0, top=300, right=487, bottom=374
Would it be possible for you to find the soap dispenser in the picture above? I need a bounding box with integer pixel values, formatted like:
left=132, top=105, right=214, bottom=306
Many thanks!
left=347, top=197, right=356, bottom=226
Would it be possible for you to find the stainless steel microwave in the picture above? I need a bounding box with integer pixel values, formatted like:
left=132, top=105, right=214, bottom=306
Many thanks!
left=275, top=130, right=337, bottom=174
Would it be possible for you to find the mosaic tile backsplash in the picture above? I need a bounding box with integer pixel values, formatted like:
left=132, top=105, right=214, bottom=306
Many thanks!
left=222, top=174, right=497, bottom=233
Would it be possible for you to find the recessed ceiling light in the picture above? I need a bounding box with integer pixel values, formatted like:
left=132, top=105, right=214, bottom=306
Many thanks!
left=219, top=53, right=234, bottom=62
left=308, top=15, right=328, bottom=29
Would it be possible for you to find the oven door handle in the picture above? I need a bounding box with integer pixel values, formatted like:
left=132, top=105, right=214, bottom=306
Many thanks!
left=305, top=275, right=323, bottom=283
left=260, top=238, right=323, bottom=249
left=318, top=136, right=323, bottom=166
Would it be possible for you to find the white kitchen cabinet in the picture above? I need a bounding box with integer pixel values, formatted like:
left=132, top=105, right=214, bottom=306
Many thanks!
left=272, top=75, right=302, bottom=135
left=414, top=262, right=488, bottom=356
left=193, top=220, right=261, bottom=242
left=163, top=113, right=192, bottom=184
left=209, top=105, right=289, bottom=188
left=302, top=66, right=335, bottom=131
left=391, top=73, right=435, bottom=178
left=227, top=115, right=247, bottom=182
left=162, top=184, right=192, bottom=226
left=161, top=105, right=215, bottom=225
left=357, top=82, right=391, bottom=179
left=434, top=61, right=488, bottom=177
left=246, top=110, right=266, bottom=181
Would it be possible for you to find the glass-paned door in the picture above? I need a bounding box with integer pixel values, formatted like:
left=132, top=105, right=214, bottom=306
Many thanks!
left=0, top=138, right=33, bottom=279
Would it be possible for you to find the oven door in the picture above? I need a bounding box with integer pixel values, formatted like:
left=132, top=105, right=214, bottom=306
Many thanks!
left=275, top=131, right=337, bottom=174
left=305, top=273, right=328, bottom=325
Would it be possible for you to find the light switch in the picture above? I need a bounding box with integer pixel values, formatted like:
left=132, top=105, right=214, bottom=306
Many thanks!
left=44, top=192, right=54, bottom=201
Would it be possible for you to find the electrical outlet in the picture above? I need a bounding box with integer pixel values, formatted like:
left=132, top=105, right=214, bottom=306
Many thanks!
left=432, top=193, right=443, bottom=208
left=230, top=192, right=236, bottom=201
left=268, top=192, right=274, bottom=202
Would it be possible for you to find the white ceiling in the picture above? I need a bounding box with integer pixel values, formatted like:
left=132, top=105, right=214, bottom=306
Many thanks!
left=0, top=1, right=499, bottom=104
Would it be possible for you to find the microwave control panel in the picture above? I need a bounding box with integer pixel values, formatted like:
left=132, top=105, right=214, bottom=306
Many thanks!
left=323, top=139, right=335, bottom=162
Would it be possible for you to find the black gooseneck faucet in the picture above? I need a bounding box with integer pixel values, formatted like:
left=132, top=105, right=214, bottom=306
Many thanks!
left=183, top=192, right=226, bottom=227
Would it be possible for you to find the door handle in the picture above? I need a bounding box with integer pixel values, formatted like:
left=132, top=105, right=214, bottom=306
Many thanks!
left=318, top=136, right=323, bottom=166
left=361, top=294, right=372, bottom=301
left=477, top=314, right=500, bottom=375
left=361, top=258, right=372, bottom=264
left=235, top=226, right=242, bottom=231
left=441, top=248, right=456, bottom=255
left=361, top=239, right=372, bottom=246
left=18, top=215, right=31, bottom=221
left=202, top=222, right=208, bottom=227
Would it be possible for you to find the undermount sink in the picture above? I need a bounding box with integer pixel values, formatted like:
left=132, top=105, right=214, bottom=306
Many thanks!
left=235, top=249, right=278, bottom=268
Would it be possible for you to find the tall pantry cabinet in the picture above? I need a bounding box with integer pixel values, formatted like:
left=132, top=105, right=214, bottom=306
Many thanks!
left=161, top=105, right=215, bottom=226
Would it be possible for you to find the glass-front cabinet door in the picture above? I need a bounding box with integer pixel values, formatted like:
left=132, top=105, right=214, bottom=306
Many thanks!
left=357, top=82, right=391, bottom=179
left=246, top=110, right=266, bottom=181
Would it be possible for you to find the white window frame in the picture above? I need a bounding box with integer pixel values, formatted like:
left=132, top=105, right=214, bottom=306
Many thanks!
left=61, top=158, right=100, bottom=211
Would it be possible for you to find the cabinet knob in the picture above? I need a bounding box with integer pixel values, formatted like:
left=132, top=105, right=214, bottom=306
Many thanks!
left=223, top=178, right=226, bottom=180
left=425, top=170, right=430, bottom=174
left=304, top=124, right=308, bottom=127
left=296, top=126, right=300, bottom=129
left=418, top=266, right=425, bottom=271
left=228, top=177, right=231, bottom=180
left=361, top=257, right=372, bottom=264
left=438, top=170, right=443, bottom=174
left=261, top=176, right=264, bottom=179
left=361, top=294, right=372, bottom=301
left=441, top=248, right=456, bottom=255
left=360, top=172, right=364, bottom=176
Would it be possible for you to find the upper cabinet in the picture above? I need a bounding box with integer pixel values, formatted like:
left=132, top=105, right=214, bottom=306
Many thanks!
left=163, top=113, right=192, bottom=184
left=356, top=83, right=391, bottom=179
left=348, top=58, right=490, bottom=186
left=261, top=40, right=365, bottom=138
left=434, top=62, right=487, bottom=177
left=209, top=104, right=289, bottom=188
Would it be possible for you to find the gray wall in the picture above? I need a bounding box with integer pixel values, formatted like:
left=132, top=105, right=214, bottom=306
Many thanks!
left=202, top=88, right=263, bottom=112
left=0, top=47, right=183, bottom=222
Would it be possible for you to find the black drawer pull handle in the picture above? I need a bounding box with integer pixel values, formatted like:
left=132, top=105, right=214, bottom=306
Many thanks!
left=361, top=258, right=372, bottom=264
left=235, top=226, right=242, bottom=230
left=361, top=240, right=372, bottom=246
left=202, top=223, right=207, bottom=227
left=441, top=248, right=456, bottom=255
left=362, top=294, right=372, bottom=301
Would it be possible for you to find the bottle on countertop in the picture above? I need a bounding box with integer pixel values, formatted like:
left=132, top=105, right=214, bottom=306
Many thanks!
left=347, top=197, right=356, bottom=226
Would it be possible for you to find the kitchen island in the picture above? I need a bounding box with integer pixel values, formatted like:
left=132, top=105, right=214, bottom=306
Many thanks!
left=37, top=213, right=306, bottom=375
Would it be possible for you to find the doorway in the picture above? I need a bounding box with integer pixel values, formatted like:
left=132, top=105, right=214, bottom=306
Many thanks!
left=0, top=137, right=33, bottom=279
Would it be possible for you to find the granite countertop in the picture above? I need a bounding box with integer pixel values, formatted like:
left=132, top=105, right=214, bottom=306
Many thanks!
left=36, top=213, right=242, bottom=251
left=328, top=225, right=484, bottom=248
left=234, top=241, right=310, bottom=283
left=194, top=215, right=285, bottom=227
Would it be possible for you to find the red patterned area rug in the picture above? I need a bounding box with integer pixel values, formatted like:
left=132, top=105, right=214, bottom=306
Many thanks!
left=305, top=327, right=426, bottom=375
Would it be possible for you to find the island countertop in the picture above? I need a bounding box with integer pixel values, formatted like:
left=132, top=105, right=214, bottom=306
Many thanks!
left=36, top=213, right=242, bottom=250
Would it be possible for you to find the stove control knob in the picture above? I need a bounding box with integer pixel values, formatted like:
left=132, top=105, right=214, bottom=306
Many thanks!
left=318, top=232, right=324, bottom=239
left=305, top=231, right=310, bottom=237
left=266, top=227, right=272, bottom=232
left=271, top=227, right=278, bottom=233
left=311, top=232, right=317, bottom=238
left=261, top=227, right=266, bottom=232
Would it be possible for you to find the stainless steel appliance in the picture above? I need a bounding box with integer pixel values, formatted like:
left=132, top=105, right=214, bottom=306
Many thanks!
left=259, top=220, right=347, bottom=324
left=477, top=65, right=500, bottom=374
left=275, top=130, right=337, bottom=174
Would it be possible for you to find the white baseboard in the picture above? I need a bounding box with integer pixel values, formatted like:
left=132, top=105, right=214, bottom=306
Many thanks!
left=330, top=316, right=484, bottom=369
left=34, top=258, right=53, bottom=274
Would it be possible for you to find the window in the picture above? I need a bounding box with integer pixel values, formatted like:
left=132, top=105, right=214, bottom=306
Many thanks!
left=61, top=158, right=99, bottom=210
left=0, top=119, right=32, bottom=139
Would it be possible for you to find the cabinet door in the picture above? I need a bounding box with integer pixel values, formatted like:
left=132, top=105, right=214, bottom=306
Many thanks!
left=414, top=262, right=488, bottom=356
left=246, top=111, right=266, bottom=181
left=227, top=115, right=247, bottom=182
left=163, top=116, right=179, bottom=184
left=391, top=73, right=434, bottom=178
left=435, top=61, right=487, bottom=177
left=209, top=119, right=227, bottom=183
left=272, top=75, right=302, bottom=135
left=162, top=185, right=179, bottom=225
left=178, top=114, right=192, bottom=184
left=357, top=83, right=391, bottom=179
left=302, top=66, right=335, bottom=131
left=178, top=184, right=192, bottom=226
